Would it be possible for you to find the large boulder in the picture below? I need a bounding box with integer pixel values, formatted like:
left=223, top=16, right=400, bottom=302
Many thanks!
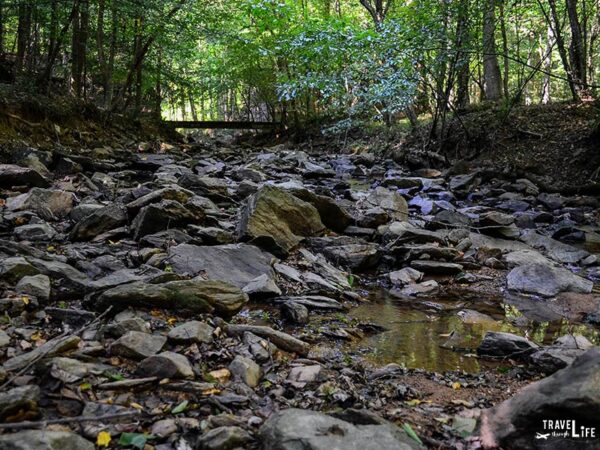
left=6, top=188, right=75, bottom=220
left=260, top=408, right=422, bottom=450
left=480, top=349, right=600, bottom=449
left=237, top=185, right=325, bottom=257
left=169, top=243, right=276, bottom=289
left=96, top=279, right=248, bottom=316
left=507, top=263, right=593, bottom=297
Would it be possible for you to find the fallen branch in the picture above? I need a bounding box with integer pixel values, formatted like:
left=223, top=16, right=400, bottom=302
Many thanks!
left=226, top=324, right=310, bottom=356
left=0, top=411, right=141, bottom=430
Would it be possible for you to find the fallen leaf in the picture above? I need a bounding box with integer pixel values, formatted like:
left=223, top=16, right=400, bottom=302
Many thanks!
left=452, top=382, right=461, bottom=390
left=171, top=400, right=188, bottom=414
left=96, top=431, right=111, bottom=447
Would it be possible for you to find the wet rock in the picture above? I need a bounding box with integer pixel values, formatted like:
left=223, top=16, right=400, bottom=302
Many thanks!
left=197, top=426, right=252, bottom=450
left=169, top=243, right=275, bottom=289
left=168, top=320, right=214, bottom=344
left=110, top=331, right=166, bottom=360
left=281, top=301, right=309, bottom=324
left=70, top=204, right=127, bottom=241
left=0, top=431, right=94, bottom=450
left=507, top=263, right=593, bottom=297
left=260, top=408, right=422, bottom=450
left=96, top=279, right=248, bottom=316
left=537, top=192, right=565, bottom=210
left=554, top=334, right=594, bottom=349
left=0, top=164, right=49, bottom=188
left=228, top=355, right=261, bottom=387
left=16, top=274, right=51, bottom=301
left=237, top=185, right=325, bottom=257
left=14, top=223, right=56, bottom=241
left=477, top=331, right=539, bottom=359
left=136, top=351, right=194, bottom=379
left=391, top=280, right=439, bottom=297
left=7, top=188, right=75, bottom=220
left=0, top=385, right=40, bottom=421
left=480, top=349, right=600, bottom=450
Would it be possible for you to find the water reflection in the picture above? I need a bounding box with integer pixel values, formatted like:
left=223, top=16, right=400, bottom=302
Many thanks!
left=347, top=289, right=600, bottom=373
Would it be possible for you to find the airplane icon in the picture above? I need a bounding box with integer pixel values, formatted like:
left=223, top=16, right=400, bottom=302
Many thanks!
left=535, top=433, right=550, bottom=440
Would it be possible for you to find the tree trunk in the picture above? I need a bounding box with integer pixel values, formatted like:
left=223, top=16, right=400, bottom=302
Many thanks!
left=566, top=0, right=586, bottom=93
left=106, top=0, right=117, bottom=107
left=454, top=0, right=470, bottom=109
left=547, top=0, right=579, bottom=100
left=0, top=0, right=4, bottom=55
left=134, top=15, right=143, bottom=115
left=482, top=0, right=502, bottom=100
left=16, top=2, right=32, bottom=74
left=541, top=24, right=554, bottom=104
left=38, top=0, right=79, bottom=91
left=499, top=2, right=510, bottom=98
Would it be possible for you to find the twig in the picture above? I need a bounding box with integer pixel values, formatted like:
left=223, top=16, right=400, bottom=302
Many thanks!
left=0, top=411, right=141, bottom=430
left=0, top=307, right=113, bottom=391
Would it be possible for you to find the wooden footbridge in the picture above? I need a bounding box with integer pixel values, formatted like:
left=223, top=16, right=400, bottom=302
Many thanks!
left=164, top=120, right=283, bottom=130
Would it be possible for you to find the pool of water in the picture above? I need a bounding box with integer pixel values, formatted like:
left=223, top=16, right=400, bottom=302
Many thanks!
left=345, top=289, right=600, bottom=373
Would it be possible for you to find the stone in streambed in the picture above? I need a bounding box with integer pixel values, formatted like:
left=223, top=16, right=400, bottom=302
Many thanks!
left=96, top=279, right=248, bottom=316
left=507, top=263, right=593, bottom=297
left=110, top=331, right=166, bottom=360
left=228, top=355, right=261, bottom=387
left=168, top=320, right=214, bottom=344
left=479, top=349, right=600, bottom=450
left=260, top=408, right=422, bottom=450
left=477, top=331, right=539, bottom=359
left=0, top=431, right=94, bottom=450
left=136, top=351, right=194, bottom=379
left=237, top=185, right=325, bottom=257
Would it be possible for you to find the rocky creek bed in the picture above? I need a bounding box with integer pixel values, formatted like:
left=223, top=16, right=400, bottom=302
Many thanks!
left=0, top=139, right=598, bottom=449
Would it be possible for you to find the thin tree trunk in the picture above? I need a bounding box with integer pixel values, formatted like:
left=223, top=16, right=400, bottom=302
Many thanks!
left=454, top=0, right=470, bottom=109
left=16, top=2, right=32, bottom=74
left=566, top=0, right=586, bottom=92
left=499, top=2, right=510, bottom=98
left=546, top=0, right=579, bottom=100
left=0, top=0, right=4, bottom=55
left=106, top=0, right=117, bottom=107
left=541, top=24, right=554, bottom=104
left=482, top=0, right=503, bottom=100
left=38, top=0, right=79, bottom=91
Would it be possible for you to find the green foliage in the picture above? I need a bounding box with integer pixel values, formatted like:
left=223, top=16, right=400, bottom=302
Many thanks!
left=118, top=432, right=155, bottom=449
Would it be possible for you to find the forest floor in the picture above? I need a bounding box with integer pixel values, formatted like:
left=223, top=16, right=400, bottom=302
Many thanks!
left=0, top=94, right=599, bottom=449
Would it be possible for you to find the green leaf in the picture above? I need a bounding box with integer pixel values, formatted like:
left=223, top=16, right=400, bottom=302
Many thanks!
left=402, top=423, right=423, bottom=446
left=107, top=372, right=125, bottom=381
left=171, top=400, right=189, bottom=414
left=118, top=433, right=155, bottom=449
left=347, top=274, right=355, bottom=287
